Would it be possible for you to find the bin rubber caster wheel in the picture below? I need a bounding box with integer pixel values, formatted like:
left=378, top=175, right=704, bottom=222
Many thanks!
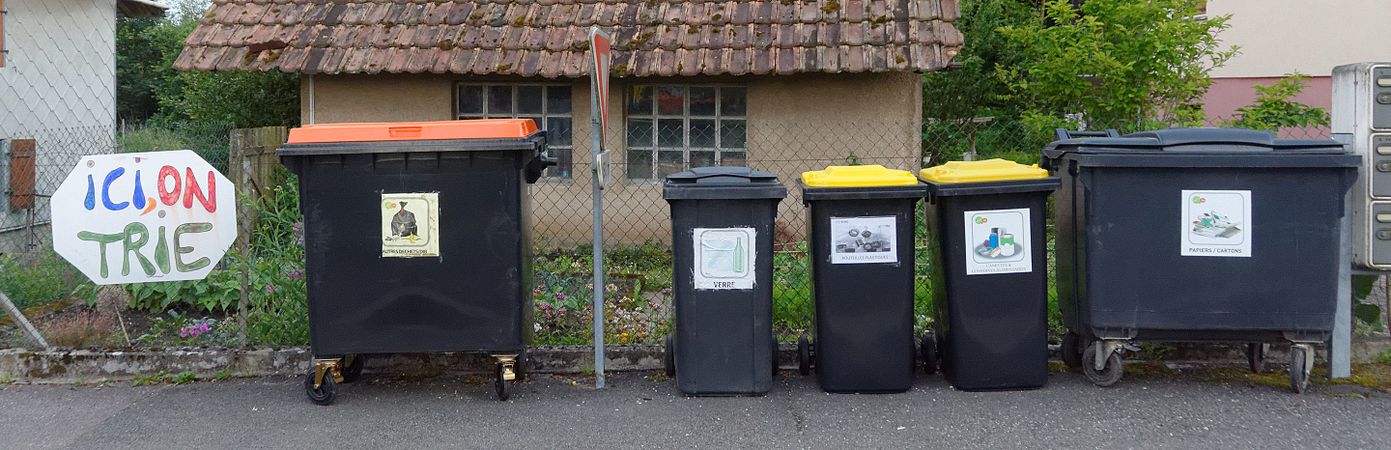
left=920, top=332, right=938, bottom=375
left=797, top=335, right=813, bottom=376
left=1246, top=343, right=1268, bottom=374
left=304, top=367, right=338, bottom=406
left=664, top=335, right=676, bottom=378
left=1061, top=332, right=1083, bottom=369
left=340, top=355, right=365, bottom=383
left=1082, top=343, right=1124, bottom=387
left=1289, top=345, right=1312, bottom=394
left=495, top=364, right=513, bottom=401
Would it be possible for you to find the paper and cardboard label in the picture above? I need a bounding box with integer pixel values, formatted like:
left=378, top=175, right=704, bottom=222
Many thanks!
left=1181, top=189, right=1252, bottom=258
left=963, top=208, right=1032, bottom=275
left=829, top=216, right=898, bottom=264
left=381, top=192, right=440, bottom=258
left=693, top=227, right=756, bottom=290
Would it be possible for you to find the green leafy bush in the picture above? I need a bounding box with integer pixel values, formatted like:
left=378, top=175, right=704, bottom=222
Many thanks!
left=1222, top=73, right=1330, bottom=132
left=0, top=251, right=88, bottom=318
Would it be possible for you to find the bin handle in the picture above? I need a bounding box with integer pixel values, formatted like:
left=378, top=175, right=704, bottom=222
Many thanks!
left=388, top=126, right=423, bottom=138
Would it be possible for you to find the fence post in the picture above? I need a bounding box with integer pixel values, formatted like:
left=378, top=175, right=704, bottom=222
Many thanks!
left=227, top=126, right=291, bottom=349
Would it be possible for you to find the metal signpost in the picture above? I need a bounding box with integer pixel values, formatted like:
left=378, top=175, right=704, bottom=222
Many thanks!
left=50, top=150, right=238, bottom=285
left=590, top=26, right=612, bottom=389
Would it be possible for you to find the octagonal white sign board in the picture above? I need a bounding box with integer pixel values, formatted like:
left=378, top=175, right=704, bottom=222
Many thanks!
left=51, top=151, right=238, bottom=285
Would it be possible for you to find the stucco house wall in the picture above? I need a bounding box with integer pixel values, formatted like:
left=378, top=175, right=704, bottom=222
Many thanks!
left=299, top=71, right=923, bottom=246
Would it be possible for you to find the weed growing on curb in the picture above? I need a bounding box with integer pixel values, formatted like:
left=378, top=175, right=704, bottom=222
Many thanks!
left=212, top=368, right=234, bottom=382
left=171, top=371, right=198, bottom=384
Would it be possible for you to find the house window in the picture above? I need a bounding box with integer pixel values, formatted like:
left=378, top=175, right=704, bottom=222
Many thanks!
left=456, top=83, right=573, bottom=178
left=626, top=85, right=747, bottom=180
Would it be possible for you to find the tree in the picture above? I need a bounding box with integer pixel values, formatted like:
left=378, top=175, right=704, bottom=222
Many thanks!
left=921, top=0, right=1035, bottom=122
left=1223, top=73, right=1329, bottom=132
left=995, top=0, right=1236, bottom=140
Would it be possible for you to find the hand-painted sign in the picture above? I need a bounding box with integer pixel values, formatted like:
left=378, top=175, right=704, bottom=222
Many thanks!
left=963, top=208, right=1032, bottom=275
left=589, top=26, right=613, bottom=188
left=51, top=151, right=237, bottom=285
left=1181, top=189, right=1252, bottom=257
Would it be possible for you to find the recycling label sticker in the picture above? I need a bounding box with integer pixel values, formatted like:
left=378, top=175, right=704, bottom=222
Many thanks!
left=830, top=216, right=898, bottom=264
left=963, top=208, right=1032, bottom=275
left=693, top=227, right=756, bottom=290
left=1181, top=190, right=1252, bottom=258
left=381, top=192, right=440, bottom=258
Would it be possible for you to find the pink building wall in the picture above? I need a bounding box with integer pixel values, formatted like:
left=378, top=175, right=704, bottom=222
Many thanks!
left=1202, top=76, right=1332, bottom=138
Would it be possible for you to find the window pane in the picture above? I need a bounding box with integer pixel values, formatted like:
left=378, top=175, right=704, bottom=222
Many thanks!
left=488, top=85, right=513, bottom=115
left=720, top=151, right=747, bottom=167
left=720, top=87, right=747, bottom=116
left=657, top=119, right=684, bottom=148
left=546, top=117, right=573, bottom=146
left=626, top=118, right=653, bottom=147
left=657, top=86, right=685, bottom=115
left=547, top=148, right=573, bottom=178
left=517, top=86, right=544, bottom=114
left=459, top=116, right=485, bottom=121
left=720, top=120, right=747, bottom=148
left=627, top=150, right=653, bottom=179
left=690, top=150, right=716, bottom=169
left=458, top=85, right=484, bottom=115
left=689, top=119, right=716, bottom=148
left=628, top=86, right=654, bottom=116
left=657, top=151, right=684, bottom=178
left=689, top=87, right=716, bottom=115
left=547, top=86, right=572, bottom=114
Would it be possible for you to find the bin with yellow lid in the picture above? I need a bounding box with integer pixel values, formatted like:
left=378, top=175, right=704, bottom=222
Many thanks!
left=917, top=158, right=1059, bottom=391
left=794, top=164, right=927, bottom=394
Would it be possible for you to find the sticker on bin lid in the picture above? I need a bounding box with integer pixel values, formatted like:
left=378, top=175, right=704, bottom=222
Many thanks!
left=1181, top=190, right=1252, bottom=258
left=920, top=159, right=1049, bottom=184
left=964, top=208, right=1032, bottom=275
left=801, top=165, right=919, bottom=188
left=830, top=216, right=898, bottom=264
left=693, top=228, right=756, bottom=290
left=381, top=192, right=440, bottom=258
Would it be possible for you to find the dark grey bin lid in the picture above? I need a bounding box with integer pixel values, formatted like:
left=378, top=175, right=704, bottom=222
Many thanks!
left=1043, top=127, right=1359, bottom=169
left=663, top=167, right=788, bottom=201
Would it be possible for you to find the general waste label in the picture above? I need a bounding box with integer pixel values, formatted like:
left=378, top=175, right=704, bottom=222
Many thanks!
left=381, top=192, right=440, bottom=258
left=693, top=227, right=756, bottom=290
left=50, top=151, right=237, bottom=285
left=963, top=208, right=1032, bottom=275
left=1181, top=189, right=1252, bottom=258
left=829, top=216, right=897, bottom=264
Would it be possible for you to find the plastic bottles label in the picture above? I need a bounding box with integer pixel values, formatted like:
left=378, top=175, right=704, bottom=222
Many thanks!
left=829, top=216, right=898, bottom=264
left=381, top=192, right=440, bottom=258
left=963, top=208, right=1032, bottom=275
left=693, top=227, right=756, bottom=290
left=1181, top=190, right=1252, bottom=258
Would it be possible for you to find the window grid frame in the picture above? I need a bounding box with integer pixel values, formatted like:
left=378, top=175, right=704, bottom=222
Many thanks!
left=626, top=85, right=747, bottom=180
left=455, top=82, right=574, bottom=179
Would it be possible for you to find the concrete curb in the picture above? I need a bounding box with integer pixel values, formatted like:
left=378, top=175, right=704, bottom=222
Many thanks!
left=1, top=336, right=1387, bottom=384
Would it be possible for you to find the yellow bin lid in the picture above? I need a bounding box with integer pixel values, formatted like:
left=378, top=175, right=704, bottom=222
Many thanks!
left=919, top=159, right=1049, bottom=184
left=801, top=165, right=919, bottom=188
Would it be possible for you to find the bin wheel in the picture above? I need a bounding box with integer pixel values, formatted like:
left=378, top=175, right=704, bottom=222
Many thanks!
left=1289, top=345, right=1312, bottom=394
left=1061, top=332, right=1083, bottom=369
left=1082, top=343, right=1124, bottom=387
left=920, top=332, right=938, bottom=375
left=304, top=370, right=337, bottom=406
left=1246, top=343, right=1268, bottom=374
left=495, top=364, right=513, bottom=401
left=797, top=335, right=813, bottom=376
left=664, top=335, right=676, bottom=378
left=340, top=355, right=365, bottom=383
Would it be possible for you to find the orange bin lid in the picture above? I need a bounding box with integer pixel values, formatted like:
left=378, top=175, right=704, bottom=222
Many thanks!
left=286, top=119, right=541, bottom=144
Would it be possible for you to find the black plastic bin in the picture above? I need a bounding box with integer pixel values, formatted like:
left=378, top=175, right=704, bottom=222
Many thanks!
left=662, top=167, right=787, bottom=396
left=919, top=159, right=1059, bottom=391
left=796, top=165, right=928, bottom=393
left=278, top=119, right=554, bottom=404
left=1044, top=128, right=1359, bottom=392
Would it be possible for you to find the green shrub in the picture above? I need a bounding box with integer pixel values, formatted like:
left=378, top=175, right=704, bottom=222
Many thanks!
left=0, top=251, right=87, bottom=318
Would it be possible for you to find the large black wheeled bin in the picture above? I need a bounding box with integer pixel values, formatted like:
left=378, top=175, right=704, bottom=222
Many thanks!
left=278, top=119, right=554, bottom=405
left=797, top=165, right=928, bottom=393
left=662, top=167, right=787, bottom=396
left=919, top=159, right=1059, bottom=391
left=1045, top=128, right=1359, bottom=393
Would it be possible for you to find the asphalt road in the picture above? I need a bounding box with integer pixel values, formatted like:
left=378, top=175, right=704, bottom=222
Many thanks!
left=1, top=370, right=1388, bottom=449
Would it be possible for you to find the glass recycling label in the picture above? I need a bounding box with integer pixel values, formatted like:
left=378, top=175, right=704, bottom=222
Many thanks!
left=963, top=208, right=1032, bottom=275
left=693, top=227, right=756, bottom=290
left=1181, top=189, right=1252, bottom=258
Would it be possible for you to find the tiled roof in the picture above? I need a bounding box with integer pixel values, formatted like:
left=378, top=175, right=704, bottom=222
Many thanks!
left=174, top=0, right=963, bottom=77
